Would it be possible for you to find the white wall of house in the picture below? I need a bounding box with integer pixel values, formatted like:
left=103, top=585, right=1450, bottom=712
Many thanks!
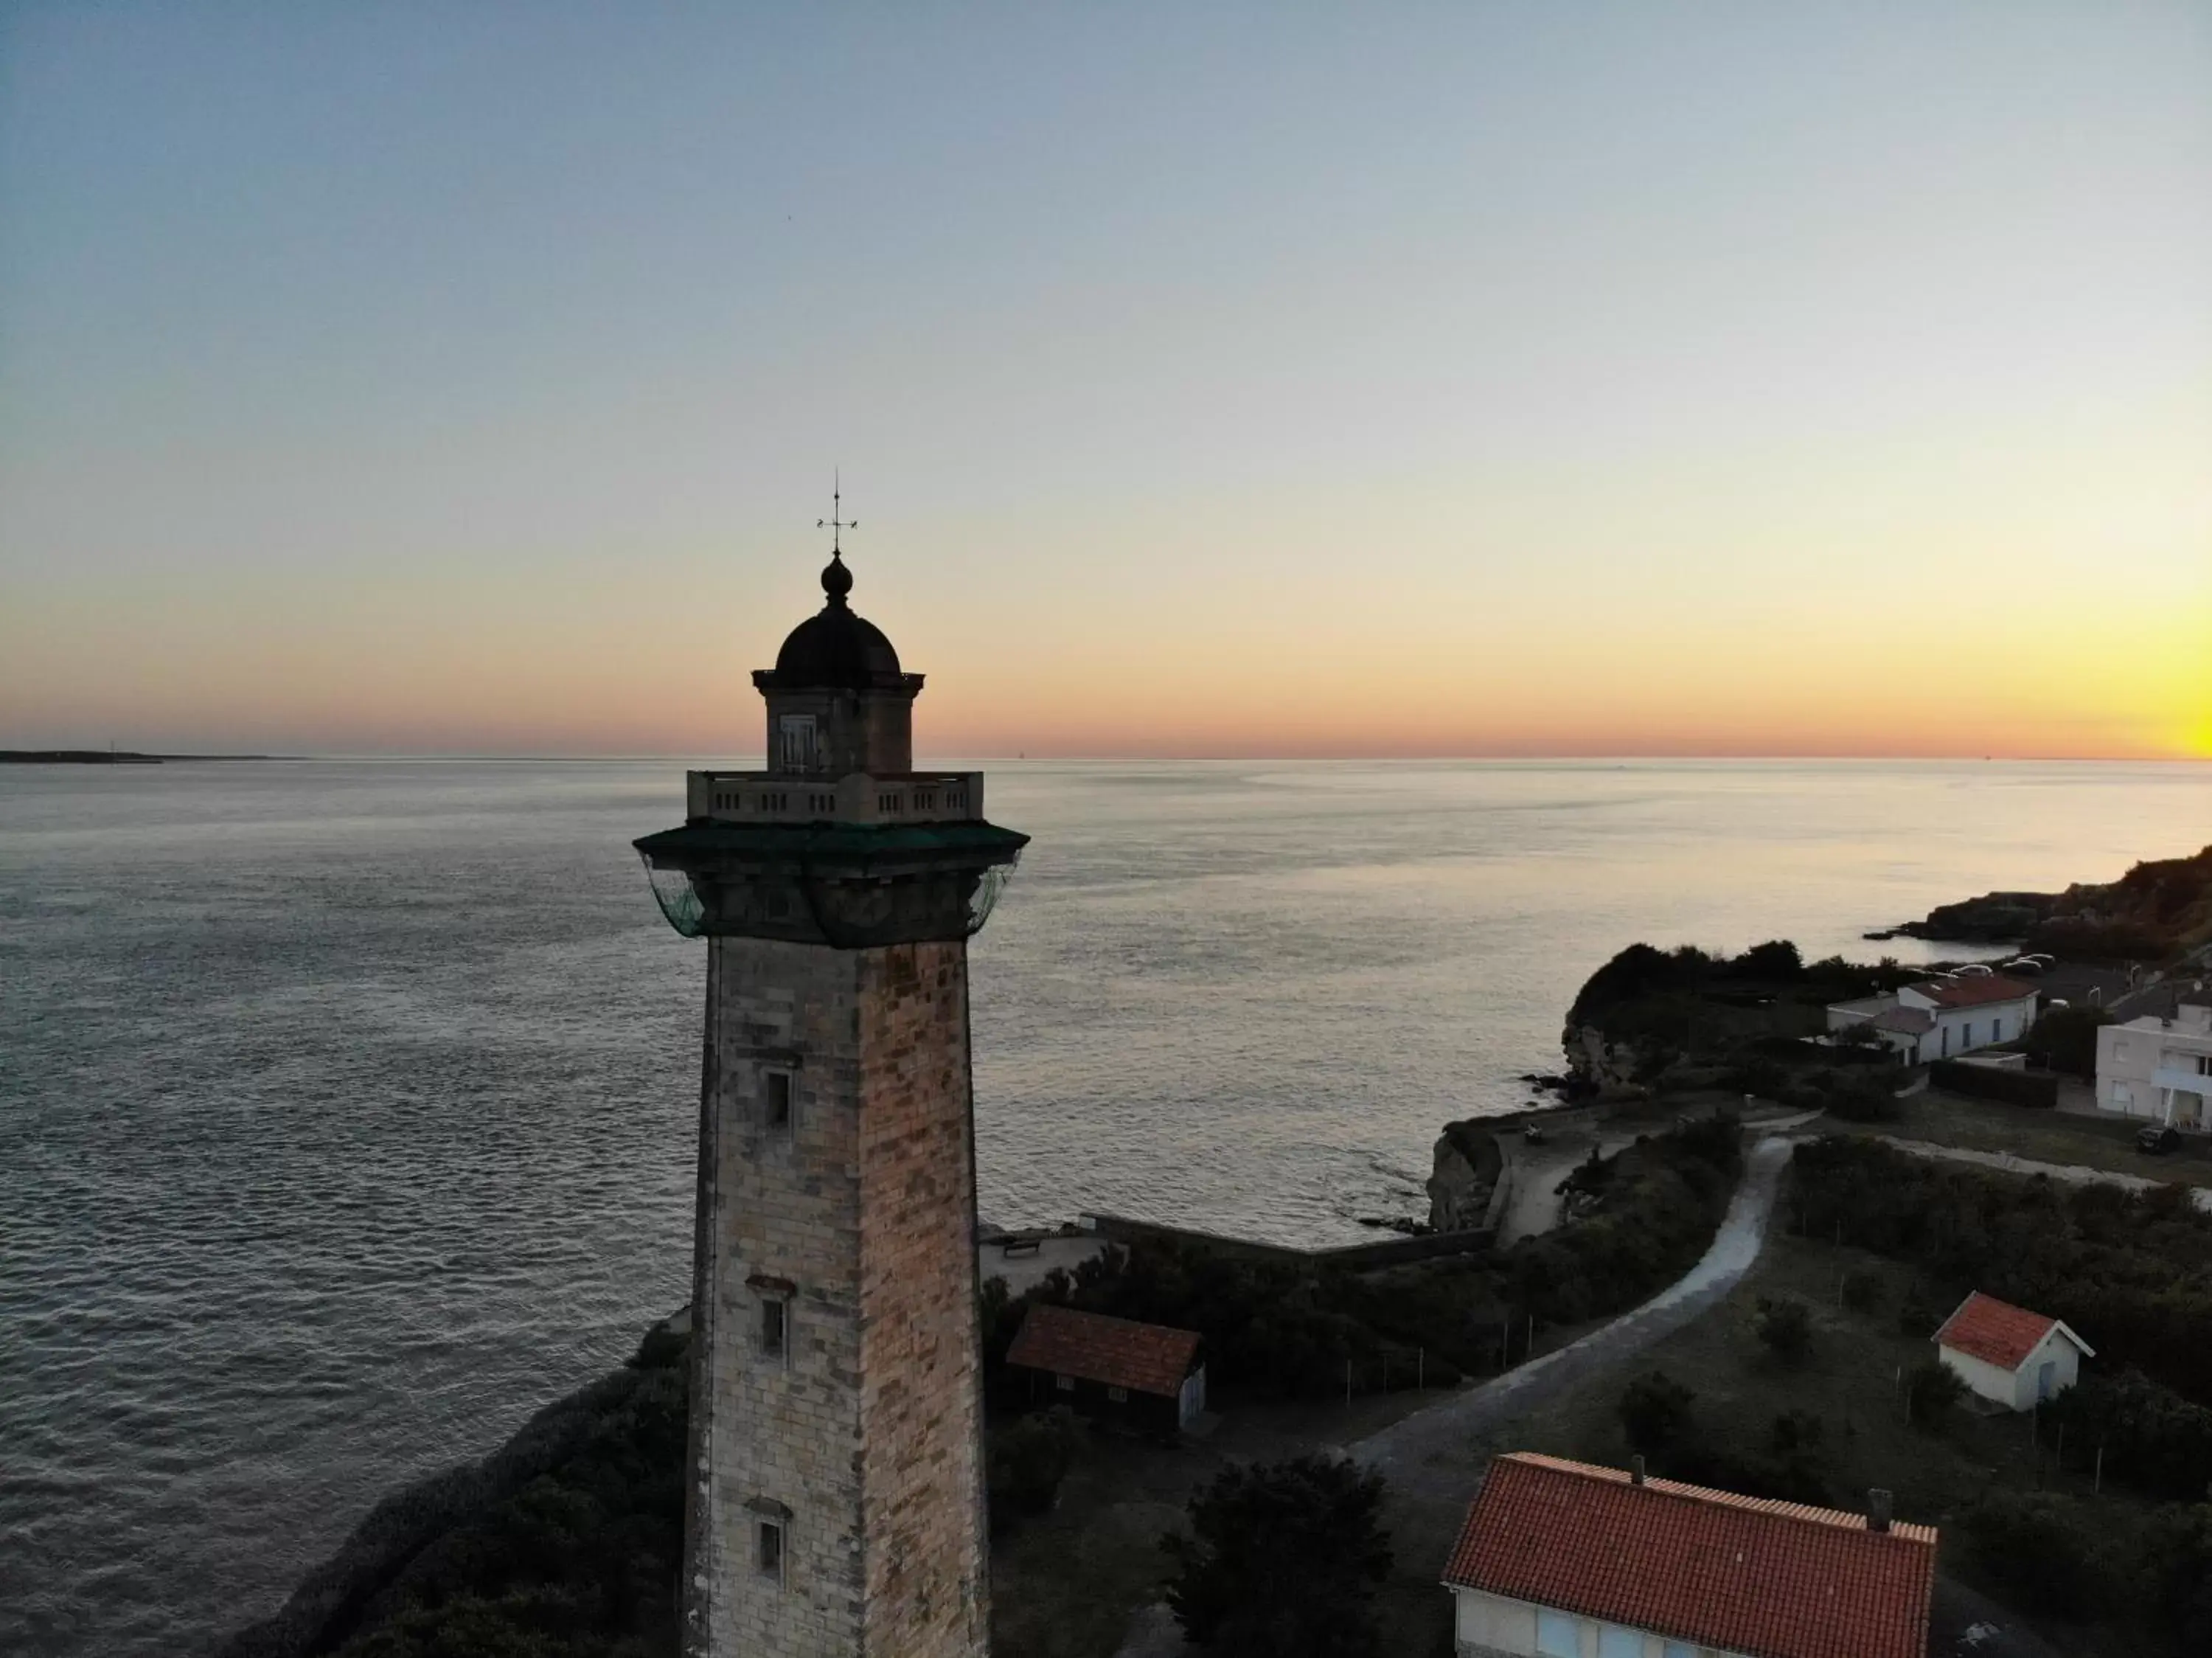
left=1895, top=988, right=2038, bottom=1064
left=1938, top=1326, right=2084, bottom=1412
left=1449, top=1586, right=1747, bottom=1658
left=1177, top=1364, right=1207, bottom=1428
left=2096, top=1008, right=2212, bottom=1128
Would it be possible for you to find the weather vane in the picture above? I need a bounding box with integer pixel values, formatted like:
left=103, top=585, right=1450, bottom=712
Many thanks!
left=818, top=471, right=856, bottom=555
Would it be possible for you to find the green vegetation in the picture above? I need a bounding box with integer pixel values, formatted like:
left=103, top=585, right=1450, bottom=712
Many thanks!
left=2017, top=1004, right=2118, bottom=1080
left=1752, top=1296, right=1812, bottom=1365
left=1565, top=939, right=1916, bottom=1097
left=1792, top=1138, right=2212, bottom=1403
left=988, top=1408, right=1082, bottom=1533
left=989, top=1117, right=1742, bottom=1406
left=1616, top=1370, right=1694, bottom=1455
left=1161, top=1456, right=1391, bottom=1658
left=223, top=1330, right=692, bottom=1658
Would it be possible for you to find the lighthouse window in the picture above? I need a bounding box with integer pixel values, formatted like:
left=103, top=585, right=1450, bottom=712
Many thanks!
left=759, top=1294, right=788, bottom=1362
left=762, top=1070, right=793, bottom=1134
left=778, top=715, right=818, bottom=772
left=757, top=1518, right=785, bottom=1584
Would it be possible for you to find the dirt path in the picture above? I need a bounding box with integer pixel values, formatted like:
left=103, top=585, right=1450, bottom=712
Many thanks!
left=1879, top=1135, right=2212, bottom=1213
left=1349, top=1134, right=1798, bottom=1500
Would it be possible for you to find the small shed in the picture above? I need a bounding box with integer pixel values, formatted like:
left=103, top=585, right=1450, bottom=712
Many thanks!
left=1935, top=1291, right=2093, bottom=1411
left=1005, top=1303, right=1206, bottom=1437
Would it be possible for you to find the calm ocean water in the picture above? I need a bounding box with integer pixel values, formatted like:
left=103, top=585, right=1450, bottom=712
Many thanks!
left=2, top=756, right=2207, bottom=1654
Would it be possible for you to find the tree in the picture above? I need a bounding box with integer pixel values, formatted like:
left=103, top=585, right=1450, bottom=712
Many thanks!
left=1162, top=1457, right=1391, bottom=1658
left=2020, top=1005, right=2117, bottom=1079
left=1618, top=1370, right=1696, bottom=1455
left=1753, top=1297, right=1812, bottom=1366
left=1905, top=1359, right=1964, bottom=1429
left=986, top=1408, right=1080, bottom=1532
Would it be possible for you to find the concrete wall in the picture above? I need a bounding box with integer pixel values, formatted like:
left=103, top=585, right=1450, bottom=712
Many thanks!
left=2098, top=1016, right=2212, bottom=1126
left=689, top=936, right=987, bottom=1658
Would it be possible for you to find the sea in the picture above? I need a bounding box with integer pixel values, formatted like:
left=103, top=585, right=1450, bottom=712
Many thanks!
left=1, top=756, right=2206, bottom=1655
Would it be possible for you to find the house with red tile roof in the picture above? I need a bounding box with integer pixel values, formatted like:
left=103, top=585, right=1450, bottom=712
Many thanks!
left=1004, top=1303, right=1206, bottom=1436
left=1934, top=1291, right=2093, bottom=1411
left=1441, top=1453, right=1935, bottom=1658
left=1826, top=971, right=2039, bottom=1065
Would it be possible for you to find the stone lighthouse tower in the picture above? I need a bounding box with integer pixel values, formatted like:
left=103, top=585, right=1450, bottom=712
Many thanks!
left=635, top=535, right=1026, bottom=1658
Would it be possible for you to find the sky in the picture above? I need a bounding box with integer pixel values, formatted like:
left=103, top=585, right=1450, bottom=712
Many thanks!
left=3, top=2, right=2208, bottom=760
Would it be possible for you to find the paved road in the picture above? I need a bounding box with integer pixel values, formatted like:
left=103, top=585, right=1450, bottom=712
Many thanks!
left=1351, top=1134, right=1799, bottom=1500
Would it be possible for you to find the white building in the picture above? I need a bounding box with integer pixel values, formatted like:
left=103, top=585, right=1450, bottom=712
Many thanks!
left=1826, top=973, right=2039, bottom=1065
left=2095, top=991, right=2212, bottom=1130
left=1934, top=1291, right=2092, bottom=1412
left=1441, top=1452, right=1934, bottom=1658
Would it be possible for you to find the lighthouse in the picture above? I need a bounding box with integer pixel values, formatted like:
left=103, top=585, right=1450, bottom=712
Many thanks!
left=635, top=531, right=1026, bottom=1658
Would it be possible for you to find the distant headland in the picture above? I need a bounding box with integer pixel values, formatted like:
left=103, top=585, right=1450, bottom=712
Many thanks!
left=0, top=749, right=288, bottom=764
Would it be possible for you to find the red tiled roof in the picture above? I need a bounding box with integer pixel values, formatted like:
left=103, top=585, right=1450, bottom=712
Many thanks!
left=1910, top=974, right=2039, bottom=1009
left=1935, top=1291, right=2088, bottom=1371
left=1005, top=1303, right=1201, bottom=1398
left=1441, top=1454, right=1935, bottom=1658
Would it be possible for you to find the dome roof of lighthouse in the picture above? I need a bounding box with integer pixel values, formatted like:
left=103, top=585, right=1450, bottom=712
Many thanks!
left=765, top=554, right=905, bottom=688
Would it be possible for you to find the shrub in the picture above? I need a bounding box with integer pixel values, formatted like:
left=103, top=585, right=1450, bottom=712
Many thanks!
left=1619, top=1370, right=1696, bottom=1454
left=1163, top=1456, right=1391, bottom=1658
left=1930, top=1060, right=2059, bottom=1109
left=2020, top=1005, right=2117, bottom=1079
left=1753, top=1297, right=1812, bottom=1366
left=987, top=1408, right=1081, bottom=1531
left=2140, top=1502, right=2212, bottom=1651
left=1956, top=1491, right=2121, bottom=1619
left=1768, top=1409, right=1826, bottom=1456
left=1905, top=1360, right=1964, bottom=1429
left=2047, top=1370, right=2212, bottom=1503
left=1811, top=1069, right=1902, bottom=1123
left=1840, top=1269, right=1881, bottom=1314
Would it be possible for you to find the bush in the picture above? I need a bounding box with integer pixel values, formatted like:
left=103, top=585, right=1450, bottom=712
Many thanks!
left=1930, top=1060, right=2059, bottom=1109
left=1768, top=1409, right=1826, bottom=1456
left=987, top=1408, right=1081, bottom=1532
left=1905, top=1360, right=1964, bottom=1429
left=1163, top=1456, right=1391, bottom=1658
left=2020, top=1005, right=2117, bottom=1080
left=2141, top=1502, right=2212, bottom=1651
left=1957, top=1491, right=2122, bottom=1620
left=1619, top=1371, right=1695, bottom=1454
left=1840, top=1269, right=1881, bottom=1314
left=2048, top=1370, right=2212, bottom=1503
left=1792, top=1137, right=2212, bottom=1407
left=1753, top=1297, right=1812, bottom=1366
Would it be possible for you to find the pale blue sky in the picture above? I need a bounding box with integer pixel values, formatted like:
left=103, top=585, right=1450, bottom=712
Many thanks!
left=4, top=3, right=2207, bottom=755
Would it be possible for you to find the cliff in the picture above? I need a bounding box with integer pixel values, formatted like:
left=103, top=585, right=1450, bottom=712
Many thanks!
left=1897, top=844, right=2212, bottom=961
left=1559, top=940, right=1906, bottom=1097
left=1425, top=1120, right=1503, bottom=1232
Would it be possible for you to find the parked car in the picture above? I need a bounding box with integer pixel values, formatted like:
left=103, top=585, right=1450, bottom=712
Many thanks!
left=2138, top=1125, right=2181, bottom=1156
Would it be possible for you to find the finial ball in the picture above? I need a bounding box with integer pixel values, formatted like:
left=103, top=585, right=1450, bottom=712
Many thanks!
left=821, top=552, right=853, bottom=602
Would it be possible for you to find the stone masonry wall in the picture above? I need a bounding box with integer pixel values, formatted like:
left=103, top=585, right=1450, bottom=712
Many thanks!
left=700, top=937, right=868, bottom=1657
left=692, top=935, right=987, bottom=1658
left=856, top=941, right=987, bottom=1657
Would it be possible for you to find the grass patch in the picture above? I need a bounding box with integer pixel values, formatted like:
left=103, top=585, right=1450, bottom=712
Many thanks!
left=1486, top=1227, right=2177, bottom=1657
left=1873, top=1089, right=2212, bottom=1187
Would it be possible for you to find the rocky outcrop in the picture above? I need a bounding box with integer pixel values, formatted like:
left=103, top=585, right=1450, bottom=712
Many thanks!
left=1895, top=846, right=2212, bottom=960
left=1562, top=1020, right=1654, bottom=1098
left=1426, top=1122, right=1503, bottom=1231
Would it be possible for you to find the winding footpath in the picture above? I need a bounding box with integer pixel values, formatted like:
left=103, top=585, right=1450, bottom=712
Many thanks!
left=1352, top=1133, right=1800, bottom=1499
